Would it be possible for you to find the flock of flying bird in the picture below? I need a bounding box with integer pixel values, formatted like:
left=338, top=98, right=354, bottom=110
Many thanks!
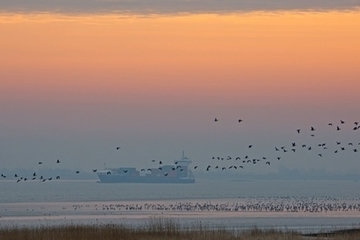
left=0, top=159, right=78, bottom=183
left=201, top=118, right=360, bottom=173
left=1, top=118, right=359, bottom=181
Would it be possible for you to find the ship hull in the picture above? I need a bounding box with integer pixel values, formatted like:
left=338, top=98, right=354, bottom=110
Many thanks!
left=97, top=174, right=195, bottom=183
left=97, top=152, right=195, bottom=183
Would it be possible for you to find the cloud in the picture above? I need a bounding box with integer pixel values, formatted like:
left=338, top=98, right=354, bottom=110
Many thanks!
left=1, top=0, right=360, bottom=14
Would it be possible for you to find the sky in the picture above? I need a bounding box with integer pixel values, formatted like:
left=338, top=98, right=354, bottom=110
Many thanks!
left=1, top=1, right=360, bottom=177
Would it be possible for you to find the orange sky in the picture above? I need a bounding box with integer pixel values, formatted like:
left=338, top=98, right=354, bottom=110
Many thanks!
left=1, top=11, right=360, bottom=108
left=1, top=11, right=360, bottom=171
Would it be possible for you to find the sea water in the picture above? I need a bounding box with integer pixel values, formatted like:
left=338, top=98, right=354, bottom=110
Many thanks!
left=1, top=178, right=360, bottom=233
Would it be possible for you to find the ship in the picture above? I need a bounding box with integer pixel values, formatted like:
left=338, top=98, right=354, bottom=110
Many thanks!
left=97, top=152, right=195, bottom=183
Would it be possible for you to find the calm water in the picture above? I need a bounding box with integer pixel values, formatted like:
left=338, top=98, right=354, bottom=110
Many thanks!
left=1, top=179, right=360, bottom=203
left=1, top=179, right=360, bottom=232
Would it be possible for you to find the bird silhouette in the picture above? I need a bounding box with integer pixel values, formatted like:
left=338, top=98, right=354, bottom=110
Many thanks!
left=56, top=159, right=60, bottom=163
left=116, top=147, right=120, bottom=150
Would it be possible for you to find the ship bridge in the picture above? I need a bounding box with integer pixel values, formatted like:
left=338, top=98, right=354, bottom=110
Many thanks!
left=174, top=151, right=192, bottom=167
